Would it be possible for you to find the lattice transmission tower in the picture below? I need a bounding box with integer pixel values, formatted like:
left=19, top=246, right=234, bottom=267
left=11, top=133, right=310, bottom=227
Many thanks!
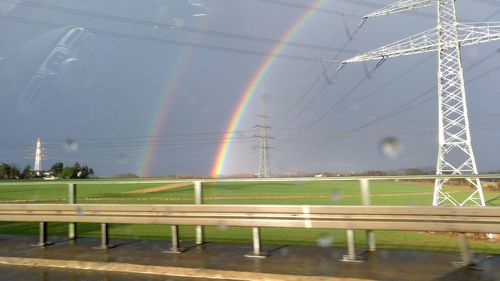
left=254, top=115, right=273, bottom=178
left=31, top=137, right=46, bottom=176
left=341, top=0, right=500, bottom=206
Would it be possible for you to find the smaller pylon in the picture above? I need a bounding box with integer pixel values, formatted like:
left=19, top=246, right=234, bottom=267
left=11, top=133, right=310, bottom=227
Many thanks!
left=253, top=115, right=273, bottom=178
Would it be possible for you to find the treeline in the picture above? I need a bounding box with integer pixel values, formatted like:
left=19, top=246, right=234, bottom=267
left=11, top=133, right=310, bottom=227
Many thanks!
left=49, top=162, right=94, bottom=179
left=0, top=163, right=23, bottom=179
left=0, top=162, right=94, bottom=180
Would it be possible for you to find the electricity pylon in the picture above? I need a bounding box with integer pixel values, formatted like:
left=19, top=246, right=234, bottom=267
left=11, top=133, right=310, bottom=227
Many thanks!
left=254, top=115, right=273, bottom=178
left=341, top=0, right=500, bottom=206
left=31, top=137, right=46, bottom=176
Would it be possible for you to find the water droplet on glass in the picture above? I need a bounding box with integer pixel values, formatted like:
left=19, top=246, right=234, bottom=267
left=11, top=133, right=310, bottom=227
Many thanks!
left=117, top=153, right=129, bottom=164
left=330, top=191, right=342, bottom=201
left=217, top=222, right=227, bottom=231
left=173, top=18, right=185, bottom=28
left=75, top=207, right=84, bottom=216
left=279, top=247, right=290, bottom=256
left=379, top=137, right=401, bottom=160
left=380, top=250, right=389, bottom=259
left=63, top=139, right=78, bottom=152
left=331, top=251, right=342, bottom=259
left=316, top=234, right=333, bottom=248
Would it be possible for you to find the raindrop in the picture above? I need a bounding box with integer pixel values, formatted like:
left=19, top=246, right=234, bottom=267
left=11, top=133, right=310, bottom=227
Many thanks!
left=316, top=234, right=333, bottom=248
left=380, top=250, right=389, bottom=259
left=330, top=191, right=342, bottom=201
left=63, top=139, right=78, bottom=152
left=117, top=153, right=129, bottom=164
left=331, top=251, right=342, bottom=259
left=279, top=247, right=290, bottom=256
left=75, top=207, right=84, bottom=216
left=379, top=137, right=402, bottom=160
left=217, top=222, right=228, bottom=231
left=173, top=18, right=185, bottom=29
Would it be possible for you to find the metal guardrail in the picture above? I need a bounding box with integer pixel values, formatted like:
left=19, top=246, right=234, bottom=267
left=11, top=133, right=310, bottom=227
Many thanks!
left=0, top=203, right=498, bottom=264
left=0, top=204, right=498, bottom=233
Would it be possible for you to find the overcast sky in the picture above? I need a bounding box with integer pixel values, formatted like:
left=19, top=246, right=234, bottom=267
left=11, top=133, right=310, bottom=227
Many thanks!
left=0, top=0, right=499, bottom=177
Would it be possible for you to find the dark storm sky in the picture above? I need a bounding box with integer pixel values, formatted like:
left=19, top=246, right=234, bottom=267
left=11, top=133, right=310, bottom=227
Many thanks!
left=0, top=0, right=499, bottom=176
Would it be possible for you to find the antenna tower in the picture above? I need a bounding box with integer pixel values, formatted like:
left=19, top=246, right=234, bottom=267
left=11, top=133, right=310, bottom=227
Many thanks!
left=254, top=115, right=273, bottom=178
left=341, top=0, right=500, bottom=206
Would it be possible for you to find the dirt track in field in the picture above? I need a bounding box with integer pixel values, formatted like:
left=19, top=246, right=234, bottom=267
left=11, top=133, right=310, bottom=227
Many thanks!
left=121, top=183, right=192, bottom=194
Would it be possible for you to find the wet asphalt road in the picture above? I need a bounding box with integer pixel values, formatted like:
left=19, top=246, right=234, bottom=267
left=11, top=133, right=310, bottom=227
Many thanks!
left=0, top=265, right=212, bottom=281
left=0, top=234, right=497, bottom=281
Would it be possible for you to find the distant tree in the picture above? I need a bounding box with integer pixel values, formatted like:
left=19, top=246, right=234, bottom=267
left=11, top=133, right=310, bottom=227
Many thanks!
left=403, top=168, right=426, bottom=175
left=72, top=162, right=81, bottom=178
left=362, top=170, right=389, bottom=176
left=0, top=163, right=21, bottom=179
left=9, top=164, right=20, bottom=179
left=21, top=165, right=33, bottom=179
left=117, top=173, right=138, bottom=178
left=0, top=164, right=5, bottom=179
left=61, top=167, right=75, bottom=179
left=2, top=163, right=11, bottom=179
left=50, top=162, right=64, bottom=177
left=79, top=165, right=94, bottom=179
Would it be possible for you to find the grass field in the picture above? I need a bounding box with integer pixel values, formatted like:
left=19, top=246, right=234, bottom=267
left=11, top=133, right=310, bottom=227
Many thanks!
left=0, top=180, right=498, bottom=254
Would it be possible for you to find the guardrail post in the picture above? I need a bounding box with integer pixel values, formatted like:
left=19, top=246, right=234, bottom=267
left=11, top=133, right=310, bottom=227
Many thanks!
left=68, top=183, right=76, bottom=240
left=93, top=223, right=113, bottom=249
left=164, top=225, right=185, bottom=253
left=30, top=222, right=53, bottom=247
left=244, top=227, right=269, bottom=258
left=360, top=179, right=376, bottom=251
left=341, top=230, right=362, bottom=262
left=194, top=181, right=204, bottom=245
left=459, top=233, right=473, bottom=267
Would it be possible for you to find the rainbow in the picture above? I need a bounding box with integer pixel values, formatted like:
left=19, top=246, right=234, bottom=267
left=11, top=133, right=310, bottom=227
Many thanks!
left=139, top=59, right=191, bottom=177
left=139, top=17, right=211, bottom=177
left=211, top=0, right=326, bottom=177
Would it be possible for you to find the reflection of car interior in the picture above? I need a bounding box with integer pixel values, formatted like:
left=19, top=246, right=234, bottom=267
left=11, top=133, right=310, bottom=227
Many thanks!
left=17, top=26, right=94, bottom=115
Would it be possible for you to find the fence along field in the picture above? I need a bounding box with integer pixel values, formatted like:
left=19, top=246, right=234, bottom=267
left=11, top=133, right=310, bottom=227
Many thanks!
left=0, top=179, right=498, bottom=253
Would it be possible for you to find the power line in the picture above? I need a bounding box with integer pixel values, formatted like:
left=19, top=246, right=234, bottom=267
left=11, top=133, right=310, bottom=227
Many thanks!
left=4, top=0, right=360, bottom=54
left=314, top=58, right=500, bottom=148
left=276, top=3, right=366, bottom=127
left=254, top=0, right=360, bottom=17
left=0, top=15, right=333, bottom=63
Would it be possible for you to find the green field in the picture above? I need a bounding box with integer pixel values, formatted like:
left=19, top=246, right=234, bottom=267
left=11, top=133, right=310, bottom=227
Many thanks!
left=0, top=180, right=498, bottom=254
